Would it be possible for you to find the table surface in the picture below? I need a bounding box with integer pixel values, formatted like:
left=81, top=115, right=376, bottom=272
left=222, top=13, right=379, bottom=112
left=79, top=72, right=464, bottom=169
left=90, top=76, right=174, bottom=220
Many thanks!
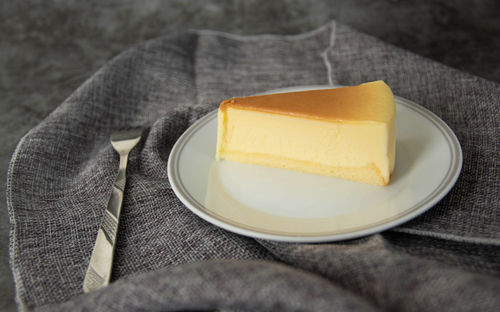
left=1, top=1, right=499, bottom=310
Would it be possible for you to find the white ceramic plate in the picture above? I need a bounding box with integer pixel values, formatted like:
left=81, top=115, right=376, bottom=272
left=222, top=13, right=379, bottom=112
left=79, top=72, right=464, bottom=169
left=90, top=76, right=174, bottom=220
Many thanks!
left=167, top=86, right=462, bottom=242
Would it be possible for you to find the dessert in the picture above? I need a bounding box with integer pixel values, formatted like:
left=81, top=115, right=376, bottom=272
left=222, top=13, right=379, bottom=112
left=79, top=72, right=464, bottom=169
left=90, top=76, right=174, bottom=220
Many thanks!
left=215, top=81, right=396, bottom=186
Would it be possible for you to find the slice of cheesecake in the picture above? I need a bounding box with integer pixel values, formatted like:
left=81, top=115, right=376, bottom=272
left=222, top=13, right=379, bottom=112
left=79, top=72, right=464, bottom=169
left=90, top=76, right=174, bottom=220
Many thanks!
left=215, top=81, right=396, bottom=186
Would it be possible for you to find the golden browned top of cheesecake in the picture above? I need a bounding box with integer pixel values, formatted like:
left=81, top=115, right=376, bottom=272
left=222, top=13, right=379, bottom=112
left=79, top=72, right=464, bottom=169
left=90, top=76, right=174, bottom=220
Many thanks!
left=219, top=80, right=395, bottom=123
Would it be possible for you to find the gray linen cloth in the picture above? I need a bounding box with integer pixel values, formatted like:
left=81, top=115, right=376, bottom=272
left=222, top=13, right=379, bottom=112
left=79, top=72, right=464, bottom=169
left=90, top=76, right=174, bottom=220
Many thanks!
left=7, top=21, right=500, bottom=312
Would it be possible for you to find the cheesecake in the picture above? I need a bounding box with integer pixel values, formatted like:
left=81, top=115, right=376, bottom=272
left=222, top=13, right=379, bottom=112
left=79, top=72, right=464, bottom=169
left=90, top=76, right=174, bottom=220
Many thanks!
left=215, top=81, right=396, bottom=186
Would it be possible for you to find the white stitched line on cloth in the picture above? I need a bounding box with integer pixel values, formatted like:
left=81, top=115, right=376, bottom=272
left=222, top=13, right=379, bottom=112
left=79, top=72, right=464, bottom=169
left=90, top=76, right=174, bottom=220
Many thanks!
left=6, top=127, right=34, bottom=312
left=198, top=21, right=337, bottom=87
left=321, top=21, right=336, bottom=86
left=196, top=21, right=333, bottom=41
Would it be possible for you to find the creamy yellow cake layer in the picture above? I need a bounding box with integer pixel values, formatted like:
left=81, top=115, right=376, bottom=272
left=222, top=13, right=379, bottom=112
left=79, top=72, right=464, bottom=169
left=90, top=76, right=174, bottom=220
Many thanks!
left=216, top=81, right=396, bottom=186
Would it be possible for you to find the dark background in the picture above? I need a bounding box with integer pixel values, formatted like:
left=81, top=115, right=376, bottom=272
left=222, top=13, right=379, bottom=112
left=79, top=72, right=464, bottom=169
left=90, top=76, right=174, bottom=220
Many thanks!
left=1, top=0, right=499, bottom=310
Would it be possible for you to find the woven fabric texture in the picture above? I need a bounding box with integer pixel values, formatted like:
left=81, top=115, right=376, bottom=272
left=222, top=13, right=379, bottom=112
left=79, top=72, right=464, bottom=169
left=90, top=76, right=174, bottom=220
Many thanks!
left=7, top=22, right=500, bottom=312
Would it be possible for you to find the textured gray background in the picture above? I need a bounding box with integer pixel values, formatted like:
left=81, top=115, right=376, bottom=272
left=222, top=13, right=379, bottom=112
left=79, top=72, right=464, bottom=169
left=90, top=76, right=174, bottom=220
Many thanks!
left=1, top=1, right=499, bottom=311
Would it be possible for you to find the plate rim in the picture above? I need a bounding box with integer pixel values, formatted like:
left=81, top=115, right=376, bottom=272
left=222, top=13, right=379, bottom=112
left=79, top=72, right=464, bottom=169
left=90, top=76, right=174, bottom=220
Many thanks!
left=167, top=86, right=463, bottom=242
